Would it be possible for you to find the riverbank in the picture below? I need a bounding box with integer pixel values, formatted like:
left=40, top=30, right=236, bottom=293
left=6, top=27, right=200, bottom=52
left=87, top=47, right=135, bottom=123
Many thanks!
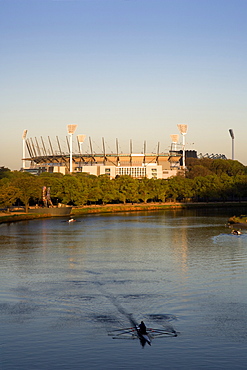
left=0, top=212, right=53, bottom=224
left=228, top=214, right=247, bottom=228
left=72, top=201, right=247, bottom=215
left=1, top=201, right=247, bottom=224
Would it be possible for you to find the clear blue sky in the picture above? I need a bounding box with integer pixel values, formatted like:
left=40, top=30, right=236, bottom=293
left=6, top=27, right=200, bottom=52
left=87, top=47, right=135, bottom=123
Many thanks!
left=1, top=0, right=246, bottom=169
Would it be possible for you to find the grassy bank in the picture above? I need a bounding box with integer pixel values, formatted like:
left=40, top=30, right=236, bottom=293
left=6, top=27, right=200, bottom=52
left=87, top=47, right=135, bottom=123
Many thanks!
left=0, top=212, right=53, bottom=224
left=228, top=214, right=247, bottom=224
left=72, top=202, right=186, bottom=215
left=72, top=201, right=247, bottom=216
left=1, top=202, right=247, bottom=224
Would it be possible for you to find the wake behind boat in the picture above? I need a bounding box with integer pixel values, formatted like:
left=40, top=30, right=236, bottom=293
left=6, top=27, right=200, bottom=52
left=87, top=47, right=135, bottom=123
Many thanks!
left=93, top=279, right=178, bottom=347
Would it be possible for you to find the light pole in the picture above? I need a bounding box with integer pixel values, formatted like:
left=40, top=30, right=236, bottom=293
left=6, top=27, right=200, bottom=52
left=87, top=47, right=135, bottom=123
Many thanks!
left=177, top=124, right=188, bottom=168
left=67, top=124, right=77, bottom=173
left=22, top=129, right=28, bottom=169
left=77, top=134, right=86, bottom=153
left=170, top=134, right=179, bottom=151
left=229, top=129, right=234, bottom=160
left=77, top=134, right=86, bottom=171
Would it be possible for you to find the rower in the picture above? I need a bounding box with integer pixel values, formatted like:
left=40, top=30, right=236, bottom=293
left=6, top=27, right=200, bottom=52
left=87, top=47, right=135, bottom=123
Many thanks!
left=139, top=321, right=147, bottom=335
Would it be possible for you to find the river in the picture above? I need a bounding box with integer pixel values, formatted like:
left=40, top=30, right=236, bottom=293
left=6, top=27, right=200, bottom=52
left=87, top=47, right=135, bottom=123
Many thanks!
left=1, top=209, right=247, bottom=369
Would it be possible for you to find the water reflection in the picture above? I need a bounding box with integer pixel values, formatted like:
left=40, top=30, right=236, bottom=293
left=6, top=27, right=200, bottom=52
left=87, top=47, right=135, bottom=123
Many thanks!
left=1, top=210, right=247, bottom=369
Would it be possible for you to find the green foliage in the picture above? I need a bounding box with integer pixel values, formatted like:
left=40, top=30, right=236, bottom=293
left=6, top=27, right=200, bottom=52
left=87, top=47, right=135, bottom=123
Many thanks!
left=1, top=157, right=247, bottom=209
left=97, top=175, right=117, bottom=204
left=0, top=178, right=20, bottom=210
left=0, top=167, right=12, bottom=179
left=186, top=158, right=246, bottom=179
left=186, top=164, right=213, bottom=179
left=87, top=176, right=102, bottom=204
left=53, top=175, right=87, bottom=206
left=211, top=159, right=245, bottom=177
left=138, top=178, right=156, bottom=203
left=153, top=179, right=168, bottom=202
left=11, top=172, right=42, bottom=212
left=114, top=176, right=139, bottom=204
left=167, top=176, right=194, bottom=202
left=193, top=175, right=221, bottom=201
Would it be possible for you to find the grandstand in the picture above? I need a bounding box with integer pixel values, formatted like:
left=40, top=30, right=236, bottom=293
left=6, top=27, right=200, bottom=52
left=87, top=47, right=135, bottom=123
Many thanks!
left=22, top=134, right=183, bottom=179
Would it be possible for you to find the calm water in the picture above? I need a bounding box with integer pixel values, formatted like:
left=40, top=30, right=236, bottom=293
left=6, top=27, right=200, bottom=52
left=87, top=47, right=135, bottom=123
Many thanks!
left=1, top=209, right=247, bottom=369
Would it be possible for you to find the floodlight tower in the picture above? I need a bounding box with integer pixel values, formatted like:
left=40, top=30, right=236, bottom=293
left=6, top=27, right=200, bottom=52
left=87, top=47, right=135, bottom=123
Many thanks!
left=67, top=124, right=77, bottom=173
left=177, top=124, right=188, bottom=168
left=77, top=134, right=86, bottom=171
left=22, top=129, right=28, bottom=169
left=77, top=134, right=86, bottom=153
left=229, top=129, right=234, bottom=160
left=170, top=134, right=179, bottom=151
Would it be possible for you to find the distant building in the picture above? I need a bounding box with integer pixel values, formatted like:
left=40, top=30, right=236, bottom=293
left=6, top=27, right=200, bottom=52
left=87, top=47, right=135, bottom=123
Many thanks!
left=176, top=150, right=198, bottom=166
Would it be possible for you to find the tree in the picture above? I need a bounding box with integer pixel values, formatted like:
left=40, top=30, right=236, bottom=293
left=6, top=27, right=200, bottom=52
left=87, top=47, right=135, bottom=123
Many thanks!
left=211, top=159, right=245, bottom=177
left=186, top=158, right=213, bottom=178
left=114, top=176, right=139, bottom=204
left=97, top=175, right=117, bottom=205
left=193, top=174, right=221, bottom=201
left=0, top=178, right=20, bottom=211
left=186, top=165, right=213, bottom=179
left=167, top=176, right=194, bottom=202
left=217, top=173, right=234, bottom=201
left=0, top=167, right=11, bottom=179
left=11, top=172, right=42, bottom=212
left=54, top=175, right=87, bottom=205
left=87, top=176, right=102, bottom=204
left=153, top=179, right=168, bottom=202
left=232, top=174, right=247, bottom=201
left=186, top=158, right=247, bottom=179
left=138, top=178, right=156, bottom=203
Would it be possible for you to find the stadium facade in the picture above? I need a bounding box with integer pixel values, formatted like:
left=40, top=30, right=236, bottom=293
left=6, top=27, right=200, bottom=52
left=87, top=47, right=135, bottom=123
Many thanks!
left=22, top=132, right=184, bottom=179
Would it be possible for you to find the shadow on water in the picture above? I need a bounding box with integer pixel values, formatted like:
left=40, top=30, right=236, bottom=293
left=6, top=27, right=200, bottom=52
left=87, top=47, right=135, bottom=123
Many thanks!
left=89, top=276, right=177, bottom=348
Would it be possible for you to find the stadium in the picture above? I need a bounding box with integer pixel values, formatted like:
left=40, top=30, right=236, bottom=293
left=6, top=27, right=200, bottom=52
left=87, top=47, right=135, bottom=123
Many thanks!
left=21, top=125, right=188, bottom=179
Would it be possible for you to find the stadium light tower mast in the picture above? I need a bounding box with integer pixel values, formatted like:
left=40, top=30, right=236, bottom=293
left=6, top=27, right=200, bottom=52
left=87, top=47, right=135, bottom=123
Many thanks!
left=229, top=129, right=234, bottom=160
left=177, top=124, right=188, bottom=168
left=170, top=134, right=179, bottom=151
left=22, top=129, right=28, bottom=169
left=77, top=134, right=86, bottom=171
left=77, top=134, right=86, bottom=153
left=67, top=124, right=77, bottom=173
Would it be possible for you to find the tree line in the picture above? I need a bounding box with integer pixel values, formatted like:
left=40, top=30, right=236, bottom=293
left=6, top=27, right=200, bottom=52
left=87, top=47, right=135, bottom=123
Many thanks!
left=0, top=158, right=247, bottom=212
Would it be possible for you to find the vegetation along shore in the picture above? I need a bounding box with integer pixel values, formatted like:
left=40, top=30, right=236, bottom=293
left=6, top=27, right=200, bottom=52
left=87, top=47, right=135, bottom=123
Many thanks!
left=1, top=157, right=247, bottom=224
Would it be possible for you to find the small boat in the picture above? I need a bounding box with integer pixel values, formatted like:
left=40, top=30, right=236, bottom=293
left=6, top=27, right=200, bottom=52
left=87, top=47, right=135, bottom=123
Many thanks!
left=68, top=218, right=76, bottom=223
left=108, top=322, right=151, bottom=347
left=231, top=230, right=241, bottom=235
left=108, top=315, right=178, bottom=348
left=108, top=322, right=177, bottom=347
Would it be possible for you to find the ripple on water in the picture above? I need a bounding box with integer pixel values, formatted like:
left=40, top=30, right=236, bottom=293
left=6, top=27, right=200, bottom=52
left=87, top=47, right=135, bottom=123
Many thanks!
left=212, top=232, right=247, bottom=245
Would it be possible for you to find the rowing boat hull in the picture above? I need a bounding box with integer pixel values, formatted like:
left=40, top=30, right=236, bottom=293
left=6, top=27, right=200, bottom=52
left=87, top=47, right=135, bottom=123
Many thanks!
left=140, top=333, right=151, bottom=346
left=135, top=327, right=151, bottom=346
